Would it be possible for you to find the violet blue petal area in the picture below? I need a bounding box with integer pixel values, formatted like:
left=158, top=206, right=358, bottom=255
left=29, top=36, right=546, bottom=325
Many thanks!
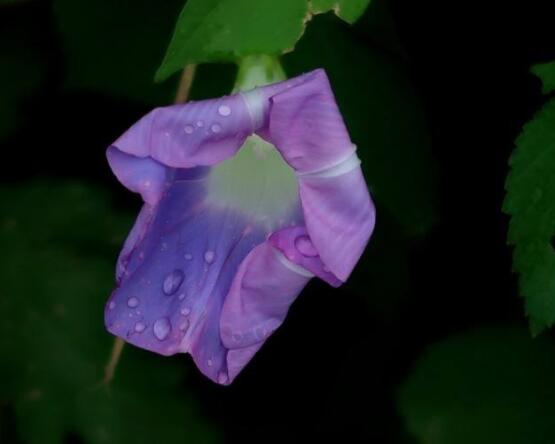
left=105, top=69, right=375, bottom=384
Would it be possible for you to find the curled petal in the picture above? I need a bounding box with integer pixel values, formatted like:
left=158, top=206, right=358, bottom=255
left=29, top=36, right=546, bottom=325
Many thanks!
left=220, top=241, right=312, bottom=353
left=112, top=94, right=255, bottom=168
left=255, top=70, right=375, bottom=281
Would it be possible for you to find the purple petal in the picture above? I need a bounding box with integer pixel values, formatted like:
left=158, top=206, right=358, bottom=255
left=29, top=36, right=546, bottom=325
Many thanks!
left=220, top=241, right=312, bottom=353
left=256, top=70, right=375, bottom=281
left=111, top=94, right=254, bottom=168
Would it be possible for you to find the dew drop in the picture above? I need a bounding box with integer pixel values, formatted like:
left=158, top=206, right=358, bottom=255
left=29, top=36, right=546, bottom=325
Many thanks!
left=210, top=123, right=221, bottom=133
left=163, top=269, right=184, bottom=295
left=181, top=307, right=191, bottom=316
left=204, top=250, right=215, bottom=264
left=294, top=235, right=319, bottom=257
left=153, top=317, right=171, bottom=341
left=184, top=253, right=193, bottom=260
left=232, top=332, right=242, bottom=343
left=196, top=120, right=204, bottom=127
left=218, top=372, right=228, bottom=384
left=108, top=301, right=116, bottom=310
left=134, top=321, right=146, bottom=333
left=184, top=124, right=194, bottom=134
left=127, top=296, right=140, bottom=308
left=178, top=292, right=186, bottom=301
left=218, top=105, right=231, bottom=117
left=179, top=319, right=190, bottom=332
left=207, top=359, right=213, bottom=367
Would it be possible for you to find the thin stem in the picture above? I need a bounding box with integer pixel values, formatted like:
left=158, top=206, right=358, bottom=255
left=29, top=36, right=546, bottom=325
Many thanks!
left=174, top=65, right=197, bottom=104
left=102, top=337, right=125, bottom=385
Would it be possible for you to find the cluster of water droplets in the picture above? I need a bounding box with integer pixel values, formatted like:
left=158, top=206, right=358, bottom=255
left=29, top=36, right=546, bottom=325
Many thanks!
left=108, top=244, right=222, bottom=349
left=183, top=104, right=232, bottom=138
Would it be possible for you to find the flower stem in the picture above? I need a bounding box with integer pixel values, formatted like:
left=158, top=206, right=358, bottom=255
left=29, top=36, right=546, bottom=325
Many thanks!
left=102, top=337, right=125, bottom=385
left=174, top=64, right=197, bottom=103
left=233, top=55, right=287, bottom=93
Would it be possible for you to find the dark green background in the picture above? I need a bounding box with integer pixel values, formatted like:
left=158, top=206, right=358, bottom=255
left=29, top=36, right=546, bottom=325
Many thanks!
left=1, top=0, right=555, bottom=443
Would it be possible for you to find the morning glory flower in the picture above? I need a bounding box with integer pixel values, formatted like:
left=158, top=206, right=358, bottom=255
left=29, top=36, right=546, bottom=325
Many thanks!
left=105, top=69, right=375, bottom=385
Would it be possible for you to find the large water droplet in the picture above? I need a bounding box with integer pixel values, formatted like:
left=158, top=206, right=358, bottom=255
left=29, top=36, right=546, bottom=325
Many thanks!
left=218, top=105, right=231, bottom=117
left=294, top=235, right=319, bottom=257
left=181, top=307, right=191, bottom=316
left=204, top=250, right=215, bottom=264
left=163, top=269, right=184, bottom=295
left=184, top=125, right=194, bottom=134
left=210, top=123, right=221, bottom=133
left=134, top=321, right=146, bottom=333
left=153, top=317, right=171, bottom=341
left=127, top=297, right=140, bottom=308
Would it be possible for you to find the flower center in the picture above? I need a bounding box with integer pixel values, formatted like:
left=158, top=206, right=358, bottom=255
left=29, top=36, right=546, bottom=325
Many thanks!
left=205, top=135, right=299, bottom=226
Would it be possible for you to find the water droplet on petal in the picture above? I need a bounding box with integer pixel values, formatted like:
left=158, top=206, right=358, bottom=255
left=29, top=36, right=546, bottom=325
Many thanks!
left=184, top=125, right=194, bottom=134
left=134, top=321, right=146, bottom=333
left=232, top=332, right=242, bottom=343
left=108, top=301, right=116, bottom=310
left=127, top=297, right=140, bottom=308
left=295, top=235, right=319, bottom=257
left=184, top=253, right=193, bottom=260
left=207, top=359, right=213, bottom=367
left=211, top=123, right=221, bottom=133
left=163, top=269, right=184, bottom=295
left=196, top=121, right=204, bottom=127
left=178, top=292, right=186, bottom=301
left=218, top=372, right=228, bottom=384
left=180, top=307, right=191, bottom=316
left=153, top=317, right=171, bottom=341
left=323, top=265, right=330, bottom=273
left=204, top=250, right=215, bottom=264
left=218, top=105, right=231, bottom=117
left=179, top=319, right=190, bottom=331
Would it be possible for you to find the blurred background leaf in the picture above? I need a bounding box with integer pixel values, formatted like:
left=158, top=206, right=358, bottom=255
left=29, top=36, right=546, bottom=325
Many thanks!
left=310, top=0, right=371, bottom=23
left=156, top=0, right=308, bottom=81
left=398, top=326, right=555, bottom=444
left=504, top=61, right=555, bottom=335
left=0, top=182, right=219, bottom=444
left=531, top=61, right=555, bottom=94
left=156, top=0, right=373, bottom=82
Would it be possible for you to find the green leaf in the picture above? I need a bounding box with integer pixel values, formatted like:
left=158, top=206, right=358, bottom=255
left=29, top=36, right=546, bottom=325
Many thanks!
left=531, top=61, right=555, bottom=94
left=54, top=0, right=183, bottom=104
left=503, top=94, right=555, bottom=334
left=309, top=0, right=371, bottom=23
left=155, top=0, right=308, bottom=82
left=398, top=326, right=555, bottom=444
left=283, top=14, right=438, bottom=236
left=0, top=182, right=219, bottom=444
